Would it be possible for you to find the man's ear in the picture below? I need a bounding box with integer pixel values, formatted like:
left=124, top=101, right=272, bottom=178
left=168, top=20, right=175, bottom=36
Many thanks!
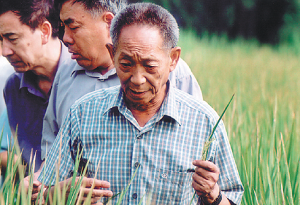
left=102, top=12, right=114, bottom=39
left=40, top=21, right=52, bottom=44
left=106, top=43, right=115, bottom=63
left=103, top=12, right=114, bottom=27
left=169, top=47, right=181, bottom=72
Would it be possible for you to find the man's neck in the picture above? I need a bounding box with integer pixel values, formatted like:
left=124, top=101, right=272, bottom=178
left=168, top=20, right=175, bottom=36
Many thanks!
left=93, top=63, right=115, bottom=75
left=33, top=38, right=61, bottom=96
left=126, top=86, right=168, bottom=127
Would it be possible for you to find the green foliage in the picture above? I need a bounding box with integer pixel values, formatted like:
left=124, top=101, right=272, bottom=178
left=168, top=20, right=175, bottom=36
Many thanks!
left=129, top=0, right=300, bottom=45
left=178, top=30, right=300, bottom=205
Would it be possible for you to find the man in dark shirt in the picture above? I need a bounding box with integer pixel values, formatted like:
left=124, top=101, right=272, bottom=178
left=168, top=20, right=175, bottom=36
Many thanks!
left=0, top=0, right=70, bottom=174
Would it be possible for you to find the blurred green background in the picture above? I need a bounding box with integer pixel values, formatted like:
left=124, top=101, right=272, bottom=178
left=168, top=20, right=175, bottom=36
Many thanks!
left=128, top=0, right=300, bottom=48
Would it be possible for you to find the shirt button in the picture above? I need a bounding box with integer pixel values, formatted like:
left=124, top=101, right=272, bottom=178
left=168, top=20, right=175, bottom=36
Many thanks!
left=132, top=193, right=137, bottom=199
left=161, top=173, right=168, bottom=178
left=137, top=135, right=142, bottom=139
left=134, top=162, right=140, bottom=168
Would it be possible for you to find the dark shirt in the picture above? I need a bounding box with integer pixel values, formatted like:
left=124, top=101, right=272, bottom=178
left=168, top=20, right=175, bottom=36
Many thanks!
left=4, top=71, right=47, bottom=170
left=3, top=43, right=70, bottom=172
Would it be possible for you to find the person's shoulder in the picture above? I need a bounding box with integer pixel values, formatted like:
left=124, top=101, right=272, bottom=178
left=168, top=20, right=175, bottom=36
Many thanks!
left=4, top=72, right=21, bottom=89
left=57, top=58, right=79, bottom=73
left=71, top=85, right=120, bottom=109
left=173, top=88, right=219, bottom=120
left=55, top=58, right=81, bottom=80
left=172, top=58, right=193, bottom=78
left=3, top=73, right=22, bottom=99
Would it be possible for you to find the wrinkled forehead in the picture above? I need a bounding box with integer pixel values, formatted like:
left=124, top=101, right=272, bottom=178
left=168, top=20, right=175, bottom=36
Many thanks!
left=117, top=24, right=164, bottom=48
left=115, top=24, right=170, bottom=60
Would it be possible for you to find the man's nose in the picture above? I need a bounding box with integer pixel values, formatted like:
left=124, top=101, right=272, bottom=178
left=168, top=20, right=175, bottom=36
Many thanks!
left=1, top=40, right=14, bottom=57
left=131, top=66, right=147, bottom=85
left=63, top=27, right=74, bottom=46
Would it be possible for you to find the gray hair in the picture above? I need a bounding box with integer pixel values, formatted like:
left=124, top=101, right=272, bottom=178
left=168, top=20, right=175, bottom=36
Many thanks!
left=57, top=0, right=127, bottom=16
left=110, top=2, right=179, bottom=49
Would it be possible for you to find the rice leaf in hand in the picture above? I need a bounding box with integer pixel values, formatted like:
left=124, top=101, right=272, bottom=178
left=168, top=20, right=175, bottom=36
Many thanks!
left=190, top=94, right=234, bottom=205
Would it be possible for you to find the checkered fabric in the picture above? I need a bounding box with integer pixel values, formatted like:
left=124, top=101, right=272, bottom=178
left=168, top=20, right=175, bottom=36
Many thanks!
left=39, top=84, right=243, bottom=205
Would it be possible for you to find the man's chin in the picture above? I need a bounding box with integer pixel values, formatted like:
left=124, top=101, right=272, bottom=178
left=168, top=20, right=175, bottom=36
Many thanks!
left=124, top=96, right=150, bottom=111
left=76, top=60, right=95, bottom=71
left=11, top=65, right=28, bottom=73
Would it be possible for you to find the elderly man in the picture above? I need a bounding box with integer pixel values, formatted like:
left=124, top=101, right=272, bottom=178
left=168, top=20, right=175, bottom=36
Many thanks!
left=38, top=3, right=243, bottom=205
left=0, top=0, right=70, bottom=173
left=41, top=0, right=202, bottom=161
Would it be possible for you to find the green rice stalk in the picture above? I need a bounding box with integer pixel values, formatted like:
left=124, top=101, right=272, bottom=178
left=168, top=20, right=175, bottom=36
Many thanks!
left=81, top=156, right=103, bottom=205
left=116, top=164, right=140, bottom=205
left=66, top=148, right=89, bottom=205
left=44, top=169, right=56, bottom=204
left=266, top=164, right=275, bottom=205
left=280, top=133, right=294, bottom=205
left=137, top=192, right=146, bottom=205
left=26, top=152, right=36, bottom=205
left=190, top=94, right=235, bottom=205
left=104, top=192, right=121, bottom=204
left=202, top=94, right=235, bottom=160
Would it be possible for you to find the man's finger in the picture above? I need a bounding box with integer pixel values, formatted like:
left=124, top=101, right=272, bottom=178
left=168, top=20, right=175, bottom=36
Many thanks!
left=80, top=187, right=113, bottom=198
left=81, top=177, right=111, bottom=189
left=192, top=160, right=218, bottom=172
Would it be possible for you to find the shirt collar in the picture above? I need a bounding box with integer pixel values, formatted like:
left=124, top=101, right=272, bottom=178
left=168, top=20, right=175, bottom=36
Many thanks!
left=105, top=81, right=181, bottom=125
left=19, top=71, right=46, bottom=98
left=156, top=82, right=181, bottom=125
left=71, top=65, right=117, bottom=80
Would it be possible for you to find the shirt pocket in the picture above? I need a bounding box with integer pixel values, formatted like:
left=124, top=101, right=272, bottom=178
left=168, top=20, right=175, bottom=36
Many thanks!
left=144, top=168, right=194, bottom=204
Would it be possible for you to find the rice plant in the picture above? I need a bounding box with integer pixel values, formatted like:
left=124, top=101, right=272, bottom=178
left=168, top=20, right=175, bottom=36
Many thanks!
left=179, top=30, right=300, bottom=205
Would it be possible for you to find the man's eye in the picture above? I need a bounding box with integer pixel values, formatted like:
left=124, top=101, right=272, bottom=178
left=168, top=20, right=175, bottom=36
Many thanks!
left=120, top=62, right=131, bottom=67
left=8, top=38, right=17, bottom=42
left=145, top=64, right=157, bottom=69
left=69, top=27, right=78, bottom=31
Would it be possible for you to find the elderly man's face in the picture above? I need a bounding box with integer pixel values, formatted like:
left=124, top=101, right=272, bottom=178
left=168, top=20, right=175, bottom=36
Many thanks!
left=0, top=11, right=44, bottom=73
left=109, top=25, right=180, bottom=110
left=60, top=0, right=113, bottom=71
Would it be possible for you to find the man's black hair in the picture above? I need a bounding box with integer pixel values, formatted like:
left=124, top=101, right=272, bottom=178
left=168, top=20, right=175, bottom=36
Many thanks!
left=0, top=0, right=60, bottom=37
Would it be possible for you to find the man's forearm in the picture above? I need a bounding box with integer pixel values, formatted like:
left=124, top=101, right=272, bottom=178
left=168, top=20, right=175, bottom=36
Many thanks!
left=0, top=151, right=8, bottom=172
left=0, top=151, right=18, bottom=172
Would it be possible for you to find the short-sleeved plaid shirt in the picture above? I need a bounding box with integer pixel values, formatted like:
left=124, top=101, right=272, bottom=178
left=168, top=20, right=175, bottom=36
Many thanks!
left=39, top=84, right=243, bottom=205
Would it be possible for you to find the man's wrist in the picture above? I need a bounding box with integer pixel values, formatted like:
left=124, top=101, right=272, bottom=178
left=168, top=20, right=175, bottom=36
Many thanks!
left=201, top=190, right=222, bottom=205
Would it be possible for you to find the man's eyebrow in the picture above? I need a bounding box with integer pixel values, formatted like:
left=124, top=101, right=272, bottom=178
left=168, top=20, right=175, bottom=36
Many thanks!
left=2, top=32, right=17, bottom=38
left=119, top=52, right=131, bottom=58
left=63, top=18, right=75, bottom=25
left=119, top=52, right=158, bottom=62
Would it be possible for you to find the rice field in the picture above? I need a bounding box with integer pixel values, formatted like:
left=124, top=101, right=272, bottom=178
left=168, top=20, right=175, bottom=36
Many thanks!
left=179, top=30, right=300, bottom=205
left=1, top=30, right=300, bottom=204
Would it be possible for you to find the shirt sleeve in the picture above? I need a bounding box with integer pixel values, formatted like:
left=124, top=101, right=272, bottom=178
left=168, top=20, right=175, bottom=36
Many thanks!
left=169, top=58, right=203, bottom=101
left=41, top=71, right=61, bottom=160
left=38, top=109, right=77, bottom=186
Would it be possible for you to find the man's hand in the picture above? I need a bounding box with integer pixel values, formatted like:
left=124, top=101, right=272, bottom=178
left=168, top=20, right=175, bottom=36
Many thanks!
left=45, top=177, right=113, bottom=205
left=191, top=160, right=221, bottom=204
left=20, top=171, right=43, bottom=203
